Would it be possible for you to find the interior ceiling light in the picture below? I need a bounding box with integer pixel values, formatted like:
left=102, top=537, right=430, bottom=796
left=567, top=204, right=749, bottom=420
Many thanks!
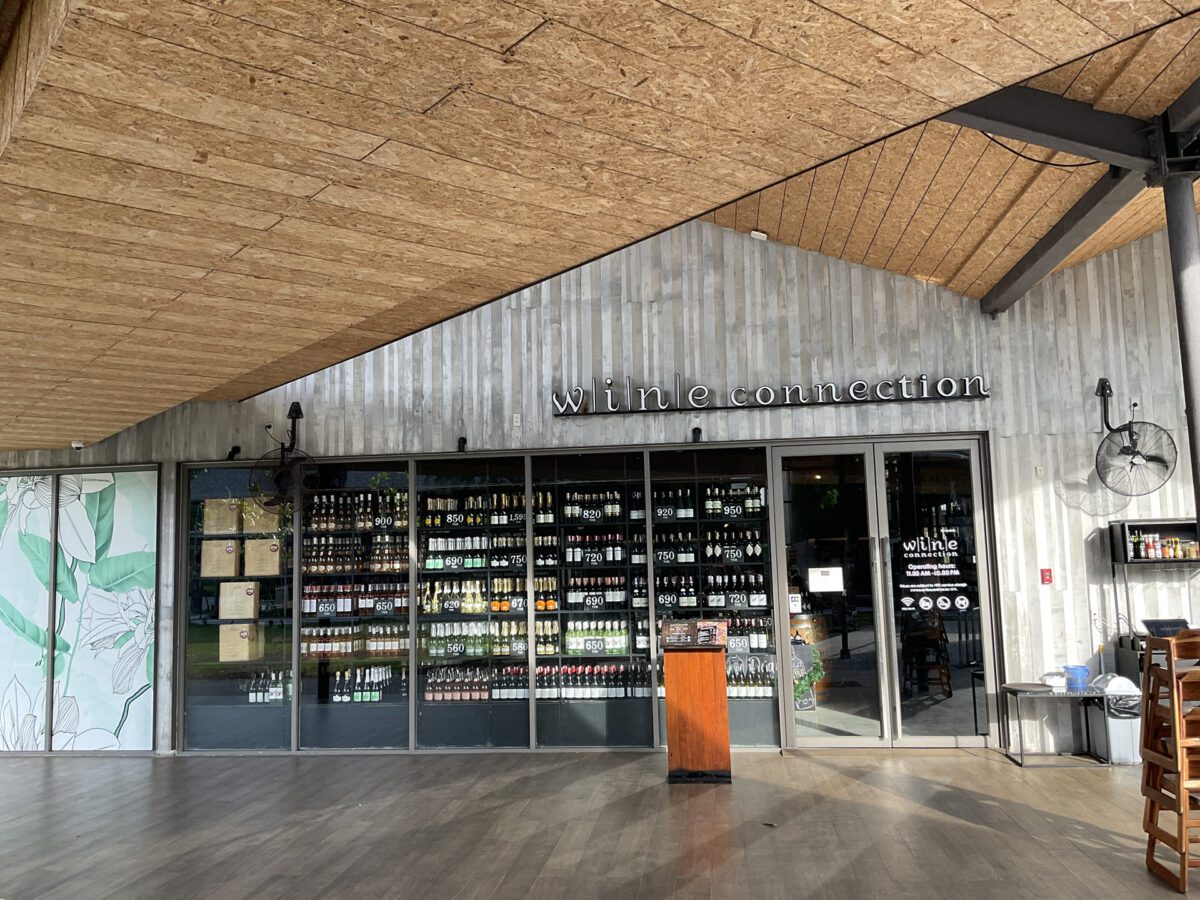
left=750, top=230, right=768, bottom=241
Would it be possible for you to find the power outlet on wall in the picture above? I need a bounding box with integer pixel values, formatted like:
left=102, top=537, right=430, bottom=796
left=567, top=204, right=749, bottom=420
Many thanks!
left=1034, top=465, right=1045, bottom=479
left=512, top=413, right=522, bottom=428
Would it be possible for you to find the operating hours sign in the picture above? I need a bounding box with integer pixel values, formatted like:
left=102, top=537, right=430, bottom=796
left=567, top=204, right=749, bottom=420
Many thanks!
left=893, top=526, right=977, bottom=614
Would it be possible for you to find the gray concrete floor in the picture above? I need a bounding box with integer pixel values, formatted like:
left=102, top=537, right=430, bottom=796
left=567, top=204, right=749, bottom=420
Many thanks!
left=0, top=750, right=1170, bottom=899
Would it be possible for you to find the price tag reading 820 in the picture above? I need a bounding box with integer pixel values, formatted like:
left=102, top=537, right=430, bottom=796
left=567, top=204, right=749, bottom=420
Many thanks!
left=582, top=637, right=606, bottom=655
left=581, top=507, right=603, bottom=522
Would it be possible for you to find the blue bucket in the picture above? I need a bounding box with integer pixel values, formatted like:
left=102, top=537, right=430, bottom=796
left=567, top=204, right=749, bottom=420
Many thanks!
left=1063, top=665, right=1089, bottom=692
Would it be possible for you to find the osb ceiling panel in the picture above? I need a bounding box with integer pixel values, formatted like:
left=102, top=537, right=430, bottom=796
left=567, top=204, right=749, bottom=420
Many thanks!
left=709, top=14, right=1200, bottom=299
left=0, top=0, right=1198, bottom=449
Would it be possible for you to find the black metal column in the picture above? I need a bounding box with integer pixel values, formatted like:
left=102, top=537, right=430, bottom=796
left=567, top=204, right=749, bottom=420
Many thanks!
left=1163, top=173, right=1200, bottom=523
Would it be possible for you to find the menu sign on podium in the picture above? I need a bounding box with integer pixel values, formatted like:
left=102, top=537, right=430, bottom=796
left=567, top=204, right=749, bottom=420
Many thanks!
left=661, top=619, right=731, bottom=783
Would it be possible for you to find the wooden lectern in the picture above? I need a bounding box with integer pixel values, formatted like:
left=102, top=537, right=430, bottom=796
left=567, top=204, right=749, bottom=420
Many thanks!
left=663, top=646, right=731, bottom=783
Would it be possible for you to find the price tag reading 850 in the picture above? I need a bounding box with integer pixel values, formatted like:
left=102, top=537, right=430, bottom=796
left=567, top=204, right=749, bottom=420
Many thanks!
left=444, top=512, right=466, bottom=526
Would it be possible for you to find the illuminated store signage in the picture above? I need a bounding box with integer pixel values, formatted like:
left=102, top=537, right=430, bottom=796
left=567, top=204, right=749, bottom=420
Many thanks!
left=552, top=373, right=989, bottom=417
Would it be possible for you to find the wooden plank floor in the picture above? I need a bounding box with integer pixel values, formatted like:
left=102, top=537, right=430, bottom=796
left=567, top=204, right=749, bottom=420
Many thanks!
left=0, top=750, right=1168, bottom=899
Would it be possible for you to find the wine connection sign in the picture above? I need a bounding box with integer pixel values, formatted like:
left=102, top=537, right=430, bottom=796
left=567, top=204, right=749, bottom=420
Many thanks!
left=552, top=373, right=990, bottom=417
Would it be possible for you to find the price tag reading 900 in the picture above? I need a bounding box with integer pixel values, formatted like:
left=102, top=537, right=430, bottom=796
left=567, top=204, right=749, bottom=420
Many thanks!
left=374, top=516, right=394, bottom=528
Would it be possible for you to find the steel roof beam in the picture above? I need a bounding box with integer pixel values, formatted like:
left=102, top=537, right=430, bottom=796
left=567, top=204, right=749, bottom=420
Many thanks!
left=980, top=166, right=1146, bottom=314
left=941, top=85, right=1155, bottom=172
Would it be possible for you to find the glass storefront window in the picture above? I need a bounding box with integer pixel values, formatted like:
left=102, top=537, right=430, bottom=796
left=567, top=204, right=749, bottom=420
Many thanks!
left=531, top=453, right=653, bottom=748
left=299, top=464, right=410, bottom=749
left=651, top=448, right=778, bottom=747
left=183, top=466, right=293, bottom=750
left=414, top=458, right=528, bottom=748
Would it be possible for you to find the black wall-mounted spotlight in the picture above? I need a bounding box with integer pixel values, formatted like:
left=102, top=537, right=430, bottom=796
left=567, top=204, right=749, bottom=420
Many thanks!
left=692, top=427, right=702, bottom=443
left=287, top=402, right=304, bottom=421
left=226, top=445, right=242, bottom=461
left=457, top=436, right=468, bottom=453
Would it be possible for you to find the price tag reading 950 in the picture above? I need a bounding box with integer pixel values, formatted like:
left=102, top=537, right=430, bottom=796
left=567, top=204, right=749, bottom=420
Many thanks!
left=583, top=549, right=605, bottom=566
left=722, top=503, right=744, bottom=519
left=655, top=549, right=676, bottom=565
left=444, top=512, right=466, bottom=526
left=442, top=597, right=461, bottom=613
left=583, top=594, right=604, bottom=609
left=655, top=506, right=676, bottom=521
left=446, top=641, right=466, bottom=656
left=582, top=637, right=606, bottom=655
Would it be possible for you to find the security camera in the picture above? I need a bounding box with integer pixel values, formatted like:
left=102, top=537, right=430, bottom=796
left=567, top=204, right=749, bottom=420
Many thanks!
left=70, top=440, right=85, bottom=451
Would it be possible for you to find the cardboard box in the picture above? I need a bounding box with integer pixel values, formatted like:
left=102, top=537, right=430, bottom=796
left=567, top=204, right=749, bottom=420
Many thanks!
left=200, top=540, right=240, bottom=578
left=202, top=498, right=241, bottom=535
left=241, top=502, right=280, bottom=535
left=219, top=624, right=263, bottom=662
left=219, top=581, right=260, bottom=620
left=244, top=539, right=283, bottom=577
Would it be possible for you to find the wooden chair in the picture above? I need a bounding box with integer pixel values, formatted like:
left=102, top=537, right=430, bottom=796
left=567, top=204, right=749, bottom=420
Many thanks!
left=1141, top=629, right=1200, bottom=892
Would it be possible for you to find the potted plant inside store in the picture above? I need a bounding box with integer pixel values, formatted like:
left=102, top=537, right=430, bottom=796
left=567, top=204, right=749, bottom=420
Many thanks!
left=793, top=648, right=826, bottom=711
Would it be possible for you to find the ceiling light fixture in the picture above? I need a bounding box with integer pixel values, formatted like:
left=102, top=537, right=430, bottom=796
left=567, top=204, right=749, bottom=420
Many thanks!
left=750, top=230, right=768, bottom=241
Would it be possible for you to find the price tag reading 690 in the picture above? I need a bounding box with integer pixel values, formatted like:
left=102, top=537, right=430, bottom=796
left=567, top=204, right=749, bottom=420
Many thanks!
left=583, top=594, right=604, bottom=609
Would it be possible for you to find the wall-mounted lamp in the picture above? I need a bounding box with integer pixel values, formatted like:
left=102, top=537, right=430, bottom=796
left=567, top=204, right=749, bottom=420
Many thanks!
left=457, top=436, right=468, bottom=453
left=692, top=427, right=702, bottom=443
left=226, top=445, right=242, bottom=461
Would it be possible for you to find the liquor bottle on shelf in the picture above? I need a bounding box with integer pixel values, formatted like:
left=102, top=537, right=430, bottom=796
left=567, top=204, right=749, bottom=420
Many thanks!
left=629, top=531, right=648, bottom=565
left=487, top=619, right=529, bottom=657
left=631, top=575, right=649, bottom=609
left=489, top=577, right=527, bottom=612
left=534, top=534, right=559, bottom=567
left=422, top=533, right=490, bottom=570
left=330, top=665, right=399, bottom=703
left=562, top=491, right=623, bottom=522
left=729, top=615, right=773, bottom=651
left=247, top=669, right=292, bottom=704
left=634, top=616, right=651, bottom=651
left=492, top=666, right=530, bottom=700
left=675, top=488, right=695, bottom=519
left=629, top=489, right=646, bottom=521
left=418, top=579, right=489, bottom=615
left=726, top=658, right=776, bottom=699
left=536, top=662, right=652, bottom=700
left=301, top=582, right=408, bottom=616
left=563, top=533, right=625, bottom=565
left=369, top=534, right=410, bottom=573
left=533, top=576, right=560, bottom=611
left=654, top=530, right=696, bottom=564
left=535, top=618, right=561, bottom=655
left=562, top=618, right=629, bottom=656
left=534, top=491, right=555, bottom=524
left=564, top=575, right=627, bottom=607
left=654, top=574, right=699, bottom=609
left=302, top=536, right=363, bottom=574
left=422, top=665, right=491, bottom=702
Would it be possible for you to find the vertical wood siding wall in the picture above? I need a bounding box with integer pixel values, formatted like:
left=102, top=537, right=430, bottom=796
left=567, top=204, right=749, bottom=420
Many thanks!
left=4, top=221, right=1194, bottom=747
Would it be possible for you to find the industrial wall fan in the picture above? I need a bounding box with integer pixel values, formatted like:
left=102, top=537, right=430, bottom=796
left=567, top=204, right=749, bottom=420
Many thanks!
left=1093, top=379, right=1177, bottom=496
left=247, top=402, right=318, bottom=511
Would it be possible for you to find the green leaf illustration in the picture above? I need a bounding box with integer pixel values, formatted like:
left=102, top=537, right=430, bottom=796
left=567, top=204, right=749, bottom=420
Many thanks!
left=0, top=591, right=69, bottom=652
left=145, top=643, right=155, bottom=684
left=88, top=551, right=156, bottom=593
left=18, top=532, right=79, bottom=604
left=84, top=483, right=116, bottom=561
left=0, top=495, right=8, bottom=535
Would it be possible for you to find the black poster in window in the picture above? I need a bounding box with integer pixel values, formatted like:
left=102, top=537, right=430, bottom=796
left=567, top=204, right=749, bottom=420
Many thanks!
left=892, top=527, right=976, bottom=613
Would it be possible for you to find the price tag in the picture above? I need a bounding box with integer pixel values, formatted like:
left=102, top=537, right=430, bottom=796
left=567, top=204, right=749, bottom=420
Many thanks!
left=510, top=639, right=528, bottom=656
left=724, top=546, right=745, bottom=563
left=442, top=597, right=462, bottom=614
left=583, top=549, right=605, bottom=566
left=509, top=512, right=526, bottom=525
left=680, top=594, right=698, bottom=607
left=707, top=594, right=726, bottom=608
left=728, top=636, right=751, bottom=655
left=722, top=503, right=744, bottom=519
left=728, top=591, right=749, bottom=608
left=446, top=641, right=466, bottom=656
left=655, top=506, right=676, bottom=521
left=375, top=599, right=395, bottom=616
left=750, top=593, right=768, bottom=608
left=510, top=596, right=526, bottom=611
left=509, top=554, right=526, bottom=568
left=583, top=594, right=604, bottom=609
left=655, top=549, right=677, bottom=565
left=581, top=507, right=603, bottom=522
left=444, top=512, right=466, bottom=526
left=374, top=516, right=394, bottom=528
left=316, top=599, right=337, bottom=616
left=582, top=637, right=606, bottom=655
left=444, top=554, right=465, bottom=569
left=657, top=592, right=678, bottom=608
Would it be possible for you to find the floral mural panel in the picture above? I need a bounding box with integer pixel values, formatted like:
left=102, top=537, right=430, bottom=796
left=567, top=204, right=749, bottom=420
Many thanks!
left=50, top=470, right=158, bottom=751
left=0, top=475, right=54, bottom=751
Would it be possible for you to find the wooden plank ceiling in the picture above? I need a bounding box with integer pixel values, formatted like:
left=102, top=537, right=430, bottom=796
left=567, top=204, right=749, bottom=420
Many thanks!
left=0, top=0, right=1197, bottom=449
left=708, top=14, right=1200, bottom=297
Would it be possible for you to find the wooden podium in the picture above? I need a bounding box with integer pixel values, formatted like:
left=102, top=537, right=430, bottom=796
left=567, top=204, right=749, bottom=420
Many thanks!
left=663, top=646, right=731, bottom=783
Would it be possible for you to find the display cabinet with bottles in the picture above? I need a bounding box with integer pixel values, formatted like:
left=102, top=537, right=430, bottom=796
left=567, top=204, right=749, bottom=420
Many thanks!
left=530, top=453, right=654, bottom=747
left=298, top=464, right=411, bottom=749
left=183, top=466, right=294, bottom=750
left=415, top=458, right=529, bottom=748
left=650, top=448, right=779, bottom=747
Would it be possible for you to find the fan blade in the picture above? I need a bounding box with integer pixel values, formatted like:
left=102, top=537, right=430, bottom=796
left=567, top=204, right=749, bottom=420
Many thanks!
left=1143, top=455, right=1171, bottom=466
